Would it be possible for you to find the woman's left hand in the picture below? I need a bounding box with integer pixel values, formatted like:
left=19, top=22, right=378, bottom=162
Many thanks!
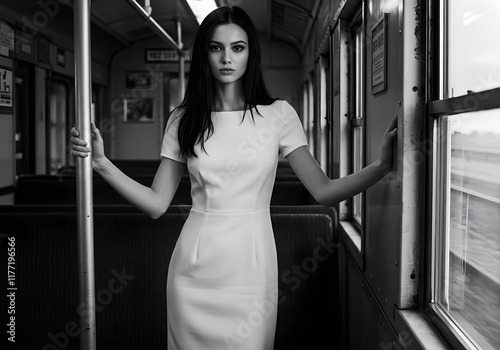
left=379, top=116, right=398, bottom=172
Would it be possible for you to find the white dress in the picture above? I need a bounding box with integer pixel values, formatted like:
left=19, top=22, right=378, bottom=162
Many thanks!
left=160, top=100, right=308, bottom=350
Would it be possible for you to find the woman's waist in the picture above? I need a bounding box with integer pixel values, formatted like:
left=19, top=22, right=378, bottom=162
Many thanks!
left=184, top=207, right=273, bottom=235
left=189, top=207, right=270, bottom=216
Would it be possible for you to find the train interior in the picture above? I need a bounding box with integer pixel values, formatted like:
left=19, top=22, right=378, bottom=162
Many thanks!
left=0, top=0, right=499, bottom=349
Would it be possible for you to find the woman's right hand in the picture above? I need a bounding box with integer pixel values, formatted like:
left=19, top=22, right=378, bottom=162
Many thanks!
left=70, top=123, right=105, bottom=163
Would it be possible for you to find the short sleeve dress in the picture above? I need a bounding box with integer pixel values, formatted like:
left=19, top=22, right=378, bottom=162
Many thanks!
left=161, top=100, right=308, bottom=350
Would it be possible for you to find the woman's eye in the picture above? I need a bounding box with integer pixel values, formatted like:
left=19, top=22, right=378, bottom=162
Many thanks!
left=233, top=45, right=245, bottom=52
left=209, top=45, right=221, bottom=52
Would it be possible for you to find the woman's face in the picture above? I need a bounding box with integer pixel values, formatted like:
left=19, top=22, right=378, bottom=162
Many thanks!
left=208, top=23, right=249, bottom=86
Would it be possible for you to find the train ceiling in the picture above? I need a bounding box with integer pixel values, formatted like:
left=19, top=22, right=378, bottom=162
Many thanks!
left=8, top=0, right=321, bottom=53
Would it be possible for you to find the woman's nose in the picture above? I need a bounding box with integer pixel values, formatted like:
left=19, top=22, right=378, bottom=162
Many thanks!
left=222, top=50, right=231, bottom=64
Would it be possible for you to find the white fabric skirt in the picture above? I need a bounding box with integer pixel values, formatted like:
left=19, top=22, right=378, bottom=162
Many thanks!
left=166, top=208, right=278, bottom=350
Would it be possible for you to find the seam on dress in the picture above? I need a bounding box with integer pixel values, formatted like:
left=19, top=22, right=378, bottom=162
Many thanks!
left=194, top=212, right=206, bottom=261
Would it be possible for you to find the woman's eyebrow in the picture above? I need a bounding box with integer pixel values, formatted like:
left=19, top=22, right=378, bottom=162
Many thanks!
left=209, top=40, right=247, bottom=45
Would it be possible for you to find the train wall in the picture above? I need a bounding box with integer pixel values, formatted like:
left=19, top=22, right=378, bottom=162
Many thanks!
left=300, top=0, right=426, bottom=348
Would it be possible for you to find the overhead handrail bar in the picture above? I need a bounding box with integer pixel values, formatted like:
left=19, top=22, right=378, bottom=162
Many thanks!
left=74, top=0, right=97, bottom=349
left=126, top=0, right=183, bottom=52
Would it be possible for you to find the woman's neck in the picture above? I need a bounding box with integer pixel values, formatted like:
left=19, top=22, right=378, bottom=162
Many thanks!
left=213, top=82, right=245, bottom=111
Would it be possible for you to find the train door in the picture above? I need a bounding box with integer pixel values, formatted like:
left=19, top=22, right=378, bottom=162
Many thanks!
left=48, top=76, right=105, bottom=173
left=14, top=62, right=36, bottom=175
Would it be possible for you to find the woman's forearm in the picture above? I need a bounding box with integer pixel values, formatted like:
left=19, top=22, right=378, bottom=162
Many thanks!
left=317, top=160, right=391, bottom=207
left=93, top=157, right=164, bottom=218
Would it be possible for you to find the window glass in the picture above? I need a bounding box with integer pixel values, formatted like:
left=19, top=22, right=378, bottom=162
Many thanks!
left=308, top=78, right=315, bottom=156
left=319, top=57, right=328, bottom=173
left=302, top=84, right=309, bottom=144
left=49, top=81, right=68, bottom=174
left=436, top=109, right=500, bottom=349
left=447, top=1, right=500, bottom=97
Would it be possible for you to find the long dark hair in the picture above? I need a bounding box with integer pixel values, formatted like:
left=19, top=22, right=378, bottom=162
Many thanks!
left=175, top=6, right=276, bottom=158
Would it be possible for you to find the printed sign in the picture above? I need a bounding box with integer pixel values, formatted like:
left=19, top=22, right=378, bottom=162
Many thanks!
left=371, top=14, right=387, bottom=94
left=0, top=67, right=13, bottom=107
left=0, top=21, right=14, bottom=56
left=145, top=49, right=191, bottom=62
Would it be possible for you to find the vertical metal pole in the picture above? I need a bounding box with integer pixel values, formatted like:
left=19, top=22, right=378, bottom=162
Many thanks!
left=74, top=1, right=97, bottom=349
left=177, top=20, right=185, bottom=99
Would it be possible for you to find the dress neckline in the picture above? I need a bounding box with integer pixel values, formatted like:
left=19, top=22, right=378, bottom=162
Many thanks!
left=213, top=110, right=245, bottom=113
left=212, top=109, right=252, bottom=117
left=213, top=108, right=252, bottom=113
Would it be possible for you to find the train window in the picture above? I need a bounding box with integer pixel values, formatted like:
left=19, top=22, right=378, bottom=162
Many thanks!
left=307, top=76, right=315, bottom=156
left=432, top=110, right=500, bottom=350
left=430, top=1, right=500, bottom=348
left=349, top=10, right=365, bottom=226
left=92, top=88, right=100, bottom=125
left=48, top=81, right=69, bottom=174
left=301, top=82, right=308, bottom=142
left=446, top=0, right=500, bottom=98
left=318, top=56, right=329, bottom=173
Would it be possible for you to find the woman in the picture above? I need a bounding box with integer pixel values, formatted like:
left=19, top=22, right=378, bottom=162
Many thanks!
left=71, top=6, right=397, bottom=349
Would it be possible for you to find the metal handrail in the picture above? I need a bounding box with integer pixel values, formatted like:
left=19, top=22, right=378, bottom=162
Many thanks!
left=125, top=0, right=183, bottom=52
left=74, top=1, right=97, bottom=349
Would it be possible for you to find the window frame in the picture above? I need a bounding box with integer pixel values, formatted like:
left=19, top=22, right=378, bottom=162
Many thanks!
left=426, top=0, right=500, bottom=349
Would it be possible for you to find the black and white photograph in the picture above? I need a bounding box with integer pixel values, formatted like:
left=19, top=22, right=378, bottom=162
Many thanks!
left=0, top=1, right=499, bottom=350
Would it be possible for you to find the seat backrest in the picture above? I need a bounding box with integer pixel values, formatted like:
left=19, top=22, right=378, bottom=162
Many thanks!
left=0, top=205, right=339, bottom=349
left=14, top=175, right=192, bottom=205
left=14, top=174, right=316, bottom=205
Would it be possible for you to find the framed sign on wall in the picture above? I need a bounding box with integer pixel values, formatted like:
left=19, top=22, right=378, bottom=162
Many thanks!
left=123, top=98, right=154, bottom=123
left=0, top=66, right=13, bottom=109
left=371, top=14, right=387, bottom=95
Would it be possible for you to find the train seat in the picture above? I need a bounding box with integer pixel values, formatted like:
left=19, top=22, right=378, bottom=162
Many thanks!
left=0, top=205, right=339, bottom=349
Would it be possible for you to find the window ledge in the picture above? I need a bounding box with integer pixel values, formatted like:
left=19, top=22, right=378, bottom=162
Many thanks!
left=395, top=309, right=452, bottom=350
left=338, top=220, right=364, bottom=269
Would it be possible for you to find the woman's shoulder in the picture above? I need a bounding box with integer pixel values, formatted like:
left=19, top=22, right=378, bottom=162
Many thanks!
left=264, top=100, right=299, bottom=116
left=254, top=100, right=298, bottom=120
left=257, top=99, right=289, bottom=112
